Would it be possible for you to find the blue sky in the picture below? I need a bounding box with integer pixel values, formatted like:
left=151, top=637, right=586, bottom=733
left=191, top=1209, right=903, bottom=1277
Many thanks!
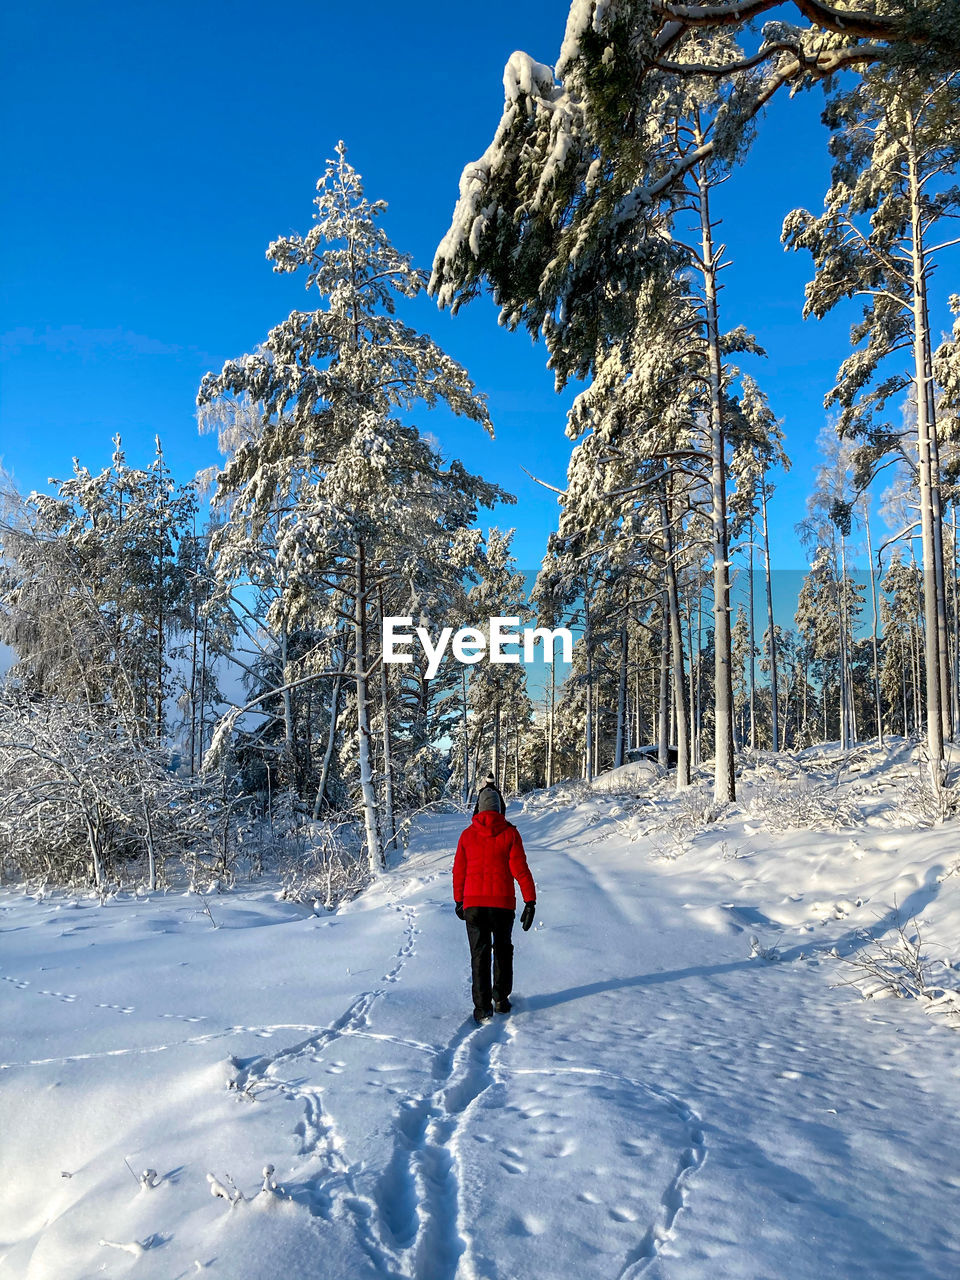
left=2, top=0, right=955, bottom=581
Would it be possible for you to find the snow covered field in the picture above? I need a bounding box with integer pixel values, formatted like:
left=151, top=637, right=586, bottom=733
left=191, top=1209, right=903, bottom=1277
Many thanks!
left=3, top=744, right=960, bottom=1280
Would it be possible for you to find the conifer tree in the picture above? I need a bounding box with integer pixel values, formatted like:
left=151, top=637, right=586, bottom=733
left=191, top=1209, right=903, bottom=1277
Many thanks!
left=783, top=68, right=960, bottom=774
left=198, top=145, right=501, bottom=873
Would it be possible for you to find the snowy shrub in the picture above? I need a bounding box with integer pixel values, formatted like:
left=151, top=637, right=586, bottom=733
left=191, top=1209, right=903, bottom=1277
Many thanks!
left=276, top=819, right=368, bottom=908
left=887, top=767, right=960, bottom=828
left=838, top=913, right=960, bottom=1024
left=651, top=784, right=725, bottom=844
left=520, top=779, right=593, bottom=815
left=0, top=692, right=222, bottom=891
left=590, top=760, right=661, bottom=795
left=632, top=784, right=728, bottom=860
left=749, top=934, right=781, bottom=961
left=745, top=776, right=864, bottom=831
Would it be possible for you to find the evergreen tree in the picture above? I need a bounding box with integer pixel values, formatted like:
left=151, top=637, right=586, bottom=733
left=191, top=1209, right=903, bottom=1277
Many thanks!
left=197, top=145, right=502, bottom=873
left=783, top=67, right=960, bottom=773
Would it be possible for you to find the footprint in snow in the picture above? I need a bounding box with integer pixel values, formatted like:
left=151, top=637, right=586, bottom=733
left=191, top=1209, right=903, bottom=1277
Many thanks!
left=609, top=1206, right=640, bottom=1223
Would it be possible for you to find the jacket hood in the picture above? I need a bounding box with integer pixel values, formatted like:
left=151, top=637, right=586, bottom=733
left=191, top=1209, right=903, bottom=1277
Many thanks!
left=471, top=810, right=510, bottom=836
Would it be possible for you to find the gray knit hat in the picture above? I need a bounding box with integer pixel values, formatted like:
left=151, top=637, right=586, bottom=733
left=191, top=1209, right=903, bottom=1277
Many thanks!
left=477, top=786, right=501, bottom=812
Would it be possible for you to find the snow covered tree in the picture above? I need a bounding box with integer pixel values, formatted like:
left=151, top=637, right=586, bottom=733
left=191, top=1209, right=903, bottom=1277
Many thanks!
left=431, top=3, right=960, bottom=383
left=880, top=550, right=925, bottom=736
left=0, top=691, right=217, bottom=891
left=197, top=145, right=502, bottom=873
left=0, top=439, right=197, bottom=742
left=797, top=433, right=866, bottom=748
left=783, top=67, right=960, bottom=775
left=732, top=605, right=757, bottom=748
left=728, top=376, right=790, bottom=751
left=432, top=11, right=816, bottom=801
left=457, top=529, right=532, bottom=792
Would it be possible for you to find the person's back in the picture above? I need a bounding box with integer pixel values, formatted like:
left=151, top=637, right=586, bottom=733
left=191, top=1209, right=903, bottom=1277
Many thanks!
left=453, top=790, right=536, bottom=1023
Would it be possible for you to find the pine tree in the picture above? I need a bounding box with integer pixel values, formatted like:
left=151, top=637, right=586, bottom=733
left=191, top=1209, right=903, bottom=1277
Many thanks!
left=197, top=145, right=502, bottom=873
left=728, top=376, right=791, bottom=751
left=783, top=67, right=960, bottom=775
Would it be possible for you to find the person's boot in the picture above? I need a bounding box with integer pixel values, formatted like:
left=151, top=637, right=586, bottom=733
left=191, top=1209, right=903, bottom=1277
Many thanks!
left=494, top=998, right=511, bottom=1013
left=473, top=1006, right=493, bottom=1024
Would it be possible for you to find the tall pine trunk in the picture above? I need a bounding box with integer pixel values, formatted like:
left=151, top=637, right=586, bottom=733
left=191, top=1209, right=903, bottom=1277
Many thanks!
left=748, top=524, right=757, bottom=750
left=615, top=620, right=628, bottom=768
left=906, top=130, right=946, bottom=779
left=863, top=499, right=884, bottom=745
left=760, top=481, right=779, bottom=752
left=657, top=591, right=670, bottom=769
left=547, top=648, right=556, bottom=788
left=377, top=585, right=397, bottom=854
left=354, top=541, right=383, bottom=874
left=696, top=155, right=735, bottom=801
left=313, top=655, right=343, bottom=819
left=660, top=491, right=690, bottom=788
left=584, top=588, right=594, bottom=783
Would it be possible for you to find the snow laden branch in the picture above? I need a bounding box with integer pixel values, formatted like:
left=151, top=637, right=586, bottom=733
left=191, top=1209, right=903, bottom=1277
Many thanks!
left=431, top=1, right=960, bottom=381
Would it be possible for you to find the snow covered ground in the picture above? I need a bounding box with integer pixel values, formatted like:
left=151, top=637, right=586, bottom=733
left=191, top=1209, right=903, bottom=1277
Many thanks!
left=3, top=743, right=960, bottom=1279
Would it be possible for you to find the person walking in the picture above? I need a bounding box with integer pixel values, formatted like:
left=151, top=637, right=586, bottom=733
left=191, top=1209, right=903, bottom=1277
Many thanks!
left=453, top=786, right=536, bottom=1024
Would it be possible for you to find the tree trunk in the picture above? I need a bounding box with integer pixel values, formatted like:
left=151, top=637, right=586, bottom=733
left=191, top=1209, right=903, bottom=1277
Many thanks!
left=615, top=621, right=628, bottom=768
left=461, top=665, right=471, bottom=805
left=584, top=587, right=594, bottom=783
left=280, top=624, right=295, bottom=776
left=377, top=585, right=397, bottom=855
left=493, top=691, right=502, bottom=785
left=660, top=491, right=690, bottom=788
left=313, top=660, right=343, bottom=818
left=188, top=535, right=199, bottom=776
left=547, top=647, right=556, bottom=788
left=863, top=499, right=884, bottom=746
left=685, top=580, right=696, bottom=757
left=838, top=537, right=851, bottom=749
left=354, top=541, right=382, bottom=874
left=657, top=590, right=670, bottom=770
left=198, top=610, right=209, bottom=761
left=760, top=481, right=779, bottom=752
left=748, top=521, right=756, bottom=750
left=906, top=132, right=945, bottom=780
left=697, top=156, right=736, bottom=801
left=82, top=807, right=105, bottom=892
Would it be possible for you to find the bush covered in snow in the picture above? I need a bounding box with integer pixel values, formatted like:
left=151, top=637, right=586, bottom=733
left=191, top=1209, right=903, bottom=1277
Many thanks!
left=0, top=693, right=220, bottom=891
left=839, top=914, right=960, bottom=1023
left=590, top=759, right=662, bottom=794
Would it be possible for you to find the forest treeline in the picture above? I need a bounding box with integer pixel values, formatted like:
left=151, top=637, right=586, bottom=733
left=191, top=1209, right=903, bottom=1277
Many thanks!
left=2, top=1, right=960, bottom=892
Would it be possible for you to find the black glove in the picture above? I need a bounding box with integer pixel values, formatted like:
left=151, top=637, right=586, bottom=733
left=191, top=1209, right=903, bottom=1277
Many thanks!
left=520, top=901, right=536, bottom=931
left=455, top=901, right=465, bottom=920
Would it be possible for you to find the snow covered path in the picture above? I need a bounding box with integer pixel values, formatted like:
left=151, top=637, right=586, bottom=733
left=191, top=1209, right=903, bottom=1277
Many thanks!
left=2, top=795, right=960, bottom=1279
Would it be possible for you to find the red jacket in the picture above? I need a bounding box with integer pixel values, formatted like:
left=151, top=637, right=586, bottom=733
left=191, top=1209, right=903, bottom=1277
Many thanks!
left=453, top=811, right=536, bottom=911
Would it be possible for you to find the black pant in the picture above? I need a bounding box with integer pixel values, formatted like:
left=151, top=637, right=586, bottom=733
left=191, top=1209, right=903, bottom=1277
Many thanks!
left=464, top=906, right=515, bottom=1013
